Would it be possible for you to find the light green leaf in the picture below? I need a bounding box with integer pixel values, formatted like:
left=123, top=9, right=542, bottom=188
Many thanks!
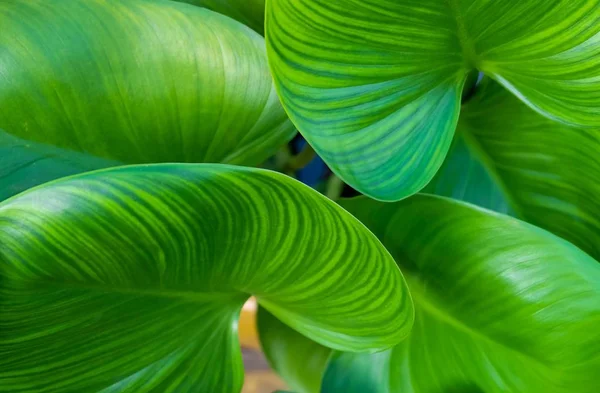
left=176, top=0, right=265, bottom=33
left=258, top=306, right=331, bottom=393
left=0, top=164, right=413, bottom=393
left=266, top=0, right=600, bottom=200
left=321, top=195, right=600, bottom=393
left=0, top=0, right=293, bottom=200
left=425, top=78, right=600, bottom=260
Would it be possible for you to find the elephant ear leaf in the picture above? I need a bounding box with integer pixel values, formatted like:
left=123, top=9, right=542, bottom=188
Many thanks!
left=261, top=195, right=600, bottom=393
left=326, top=195, right=600, bottom=393
left=425, top=78, right=600, bottom=260
left=0, top=0, right=293, bottom=200
left=0, top=164, right=413, bottom=393
left=266, top=0, right=600, bottom=200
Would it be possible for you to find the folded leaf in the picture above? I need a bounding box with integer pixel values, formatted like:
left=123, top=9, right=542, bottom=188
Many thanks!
left=177, top=0, right=265, bottom=33
left=426, top=78, right=600, bottom=260
left=0, top=0, right=293, bottom=200
left=0, top=164, right=412, bottom=393
left=266, top=0, right=600, bottom=200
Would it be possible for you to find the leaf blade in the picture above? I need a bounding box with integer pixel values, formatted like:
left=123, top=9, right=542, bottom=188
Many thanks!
left=266, top=0, right=600, bottom=200
left=0, top=0, right=294, bottom=199
left=0, top=164, right=412, bottom=393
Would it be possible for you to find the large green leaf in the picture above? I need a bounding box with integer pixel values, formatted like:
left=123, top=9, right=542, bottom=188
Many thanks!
left=322, top=195, right=600, bottom=393
left=261, top=195, right=600, bottom=393
left=177, top=0, right=265, bottom=33
left=0, top=0, right=293, bottom=200
left=266, top=0, right=600, bottom=200
left=258, top=306, right=331, bottom=393
left=425, top=78, right=600, bottom=260
left=0, top=164, right=413, bottom=393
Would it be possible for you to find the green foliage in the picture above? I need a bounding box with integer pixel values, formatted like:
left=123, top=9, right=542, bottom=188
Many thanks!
left=0, top=0, right=293, bottom=201
left=2, top=0, right=600, bottom=392
left=0, top=164, right=413, bottom=392
left=426, top=78, right=600, bottom=260
left=266, top=0, right=600, bottom=200
left=261, top=195, right=600, bottom=393
left=176, top=0, right=265, bottom=33
left=258, top=306, right=331, bottom=393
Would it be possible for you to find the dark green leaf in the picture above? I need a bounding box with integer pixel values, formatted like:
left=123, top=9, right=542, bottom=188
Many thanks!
left=176, top=0, right=265, bottom=33
left=0, top=0, right=293, bottom=200
left=0, top=130, right=117, bottom=201
left=426, top=78, right=600, bottom=260
left=258, top=307, right=331, bottom=393
left=0, top=164, right=413, bottom=393
left=266, top=0, right=600, bottom=200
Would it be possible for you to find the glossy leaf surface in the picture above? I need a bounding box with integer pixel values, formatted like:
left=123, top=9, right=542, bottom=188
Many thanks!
left=321, top=195, right=600, bottom=393
left=0, top=164, right=413, bottom=393
left=261, top=195, right=600, bottom=393
left=426, top=78, right=600, bottom=260
left=266, top=0, right=600, bottom=200
left=0, top=0, right=293, bottom=200
left=177, top=0, right=265, bottom=33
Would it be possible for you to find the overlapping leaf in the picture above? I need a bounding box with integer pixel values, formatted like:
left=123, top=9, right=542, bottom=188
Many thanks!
left=0, top=164, right=413, bottom=393
left=266, top=0, right=600, bottom=200
left=0, top=0, right=293, bottom=200
left=426, top=78, right=600, bottom=260
left=258, top=306, right=331, bottom=393
left=261, top=195, right=600, bottom=393
left=177, top=0, right=265, bottom=33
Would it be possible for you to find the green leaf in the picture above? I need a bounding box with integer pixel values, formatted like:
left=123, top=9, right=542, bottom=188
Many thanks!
left=176, top=0, right=265, bottom=34
left=0, top=130, right=117, bottom=201
left=0, top=164, right=413, bottom=393
left=258, top=306, right=331, bottom=393
left=321, top=351, right=391, bottom=393
left=321, top=195, right=600, bottom=393
left=266, top=0, right=600, bottom=200
left=0, top=0, right=293, bottom=200
left=425, top=78, right=600, bottom=260
left=261, top=195, right=600, bottom=392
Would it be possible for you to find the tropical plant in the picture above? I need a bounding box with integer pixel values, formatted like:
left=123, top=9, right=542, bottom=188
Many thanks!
left=1, top=0, right=599, bottom=393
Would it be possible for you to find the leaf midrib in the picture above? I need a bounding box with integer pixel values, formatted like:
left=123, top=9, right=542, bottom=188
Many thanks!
left=20, top=279, right=247, bottom=304
left=445, top=0, right=477, bottom=65
left=406, top=274, right=551, bottom=371
left=458, top=125, right=524, bottom=217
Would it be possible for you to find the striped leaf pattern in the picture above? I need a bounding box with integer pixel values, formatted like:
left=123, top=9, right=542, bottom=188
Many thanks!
left=259, top=195, right=600, bottom=392
left=426, top=78, right=600, bottom=260
left=0, top=0, right=294, bottom=200
left=0, top=164, right=412, bottom=393
left=266, top=0, right=600, bottom=200
left=0, top=130, right=117, bottom=201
